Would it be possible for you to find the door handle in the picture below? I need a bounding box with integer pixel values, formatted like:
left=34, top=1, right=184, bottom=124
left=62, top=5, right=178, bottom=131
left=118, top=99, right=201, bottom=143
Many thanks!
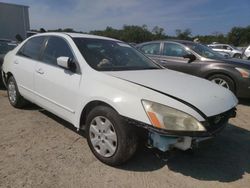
left=36, top=68, right=44, bottom=74
left=160, top=60, right=168, bottom=63
left=14, top=60, right=19, bottom=64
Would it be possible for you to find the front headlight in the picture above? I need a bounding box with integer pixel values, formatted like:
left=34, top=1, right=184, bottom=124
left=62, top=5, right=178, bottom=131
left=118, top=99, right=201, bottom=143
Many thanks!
left=235, top=67, right=250, bottom=78
left=142, top=100, right=206, bottom=131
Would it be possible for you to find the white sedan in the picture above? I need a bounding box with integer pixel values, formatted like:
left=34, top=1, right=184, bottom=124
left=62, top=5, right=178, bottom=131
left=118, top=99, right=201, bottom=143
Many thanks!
left=1, top=33, right=238, bottom=166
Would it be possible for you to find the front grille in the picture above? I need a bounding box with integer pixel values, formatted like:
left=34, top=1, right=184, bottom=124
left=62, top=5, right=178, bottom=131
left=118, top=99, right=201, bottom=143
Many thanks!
left=204, top=108, right=236, bottom=134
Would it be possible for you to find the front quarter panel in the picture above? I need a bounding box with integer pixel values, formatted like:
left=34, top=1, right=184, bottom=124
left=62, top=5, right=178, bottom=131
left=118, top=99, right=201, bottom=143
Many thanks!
left=74, top=71, right=206, bottom=128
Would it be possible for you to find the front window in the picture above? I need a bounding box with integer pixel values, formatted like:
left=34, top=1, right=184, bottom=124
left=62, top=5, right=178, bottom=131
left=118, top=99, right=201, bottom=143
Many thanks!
left=185, top=43, right=226, bottom=60
left=73, top=38, right=161, bottom=71
left=163, top=43, right=189, bottom=57
left=42, top=37, right=74, bottom=65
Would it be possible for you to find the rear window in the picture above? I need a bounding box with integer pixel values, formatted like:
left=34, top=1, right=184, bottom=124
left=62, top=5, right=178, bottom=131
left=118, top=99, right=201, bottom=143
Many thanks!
left=17, top=36, right=45, bottom=60
left=140, top=43, right=160, bottom=55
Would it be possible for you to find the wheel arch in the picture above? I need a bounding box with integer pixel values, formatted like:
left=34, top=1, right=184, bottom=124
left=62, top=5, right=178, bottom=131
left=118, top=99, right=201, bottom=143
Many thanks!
left=205, top=71, right=237, bottom=92
left=2, top=72, right=13, bottom=86
left=79, top=100, right=118, bottom=130
left=233, top=53, right=241, bottom=57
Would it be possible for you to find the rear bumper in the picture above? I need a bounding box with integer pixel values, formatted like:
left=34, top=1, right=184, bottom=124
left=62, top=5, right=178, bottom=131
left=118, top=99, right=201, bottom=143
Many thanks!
left=123, top=108, right=236, bottom=138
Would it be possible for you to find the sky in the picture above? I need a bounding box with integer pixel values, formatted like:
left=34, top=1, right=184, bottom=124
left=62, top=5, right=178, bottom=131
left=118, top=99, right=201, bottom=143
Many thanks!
left=2, top=0, right=250, bottom=36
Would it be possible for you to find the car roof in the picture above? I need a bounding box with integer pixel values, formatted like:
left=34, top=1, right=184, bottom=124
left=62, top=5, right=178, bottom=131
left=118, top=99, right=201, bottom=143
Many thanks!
left=208, top=43, right=229, bottom=46
left=137, top=39, right=195, bottom=46
left=33, top=32, right=120, bottom=42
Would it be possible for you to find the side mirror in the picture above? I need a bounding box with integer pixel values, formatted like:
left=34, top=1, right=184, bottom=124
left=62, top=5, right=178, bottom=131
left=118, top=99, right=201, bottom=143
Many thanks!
left=57, top=56, right=77, bottom=72
left=183, top=54, right=196, bottom=63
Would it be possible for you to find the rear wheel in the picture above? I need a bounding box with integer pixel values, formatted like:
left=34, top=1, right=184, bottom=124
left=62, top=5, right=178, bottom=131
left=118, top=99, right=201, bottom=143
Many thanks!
left=7, top=76, right=28, bottom=108
left=233, top=53, right=241, bottom=58
left=208, top=74, right=235, bottom=93
left=86, top=106, right=138, bottom=166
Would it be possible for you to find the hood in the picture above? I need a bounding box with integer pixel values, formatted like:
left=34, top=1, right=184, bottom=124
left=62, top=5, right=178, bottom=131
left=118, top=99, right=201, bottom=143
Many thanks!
left=106, top=69, right=238, bottom=117
left=220, top=58, right=250, bottom=69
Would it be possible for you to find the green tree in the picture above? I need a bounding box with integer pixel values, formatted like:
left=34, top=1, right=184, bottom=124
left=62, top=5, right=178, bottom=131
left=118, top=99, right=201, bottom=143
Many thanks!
left=175, top=29, right=192, bottom=40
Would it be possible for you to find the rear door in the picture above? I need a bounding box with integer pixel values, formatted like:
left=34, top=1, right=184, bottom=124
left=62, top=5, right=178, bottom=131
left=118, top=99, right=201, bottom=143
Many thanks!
left=138, top=42, right=162, bottom=63
left=13, top=36, right=46, bottom=100
left=34, top=36, right=81, bottom=122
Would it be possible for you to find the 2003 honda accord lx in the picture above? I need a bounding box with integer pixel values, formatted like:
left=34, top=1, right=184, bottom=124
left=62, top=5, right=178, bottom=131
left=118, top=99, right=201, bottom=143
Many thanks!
left=1, top=33, right=238, bottom=166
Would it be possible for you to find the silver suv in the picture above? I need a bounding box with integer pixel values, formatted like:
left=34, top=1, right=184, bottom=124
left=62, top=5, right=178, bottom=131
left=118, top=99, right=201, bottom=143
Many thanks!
left=208, top=43, right=242, bottom=58
left=242, top=45, right=250, bottom=60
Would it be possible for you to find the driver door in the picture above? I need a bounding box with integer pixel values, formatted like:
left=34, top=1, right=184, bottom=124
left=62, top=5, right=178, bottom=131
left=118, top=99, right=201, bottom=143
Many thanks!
left=158, top=42, right=201, bottom=76
left=34, top=36, right=81, bottom=123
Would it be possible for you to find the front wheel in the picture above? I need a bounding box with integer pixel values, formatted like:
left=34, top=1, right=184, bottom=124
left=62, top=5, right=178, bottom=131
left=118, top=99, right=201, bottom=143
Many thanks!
left=86, top=106, right=138, bottom=166
left=208, top=74, right=235, bottom=93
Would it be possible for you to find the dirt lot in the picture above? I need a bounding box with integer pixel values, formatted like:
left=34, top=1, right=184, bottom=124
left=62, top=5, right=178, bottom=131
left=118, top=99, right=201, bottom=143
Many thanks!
left=0, top=87, right=250, bottom=188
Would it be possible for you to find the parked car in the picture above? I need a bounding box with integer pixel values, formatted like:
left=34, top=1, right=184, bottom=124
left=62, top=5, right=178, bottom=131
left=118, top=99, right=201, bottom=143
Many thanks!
left=0, top=39, right=17, bottom=84
left=136, top=40, right=250, bottom=98
left=2, top=33, right=237, bottom=165
left=242, top=45, right=250, bottom=60
left=207, top=43, right=242, bottom=58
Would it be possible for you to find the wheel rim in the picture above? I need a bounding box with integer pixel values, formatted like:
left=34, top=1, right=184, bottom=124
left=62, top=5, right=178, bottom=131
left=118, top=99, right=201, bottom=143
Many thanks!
left=89, top=116, right=117, bottom=157
left=8, top=80, right=17, bottom=104
left=211, top=78, right=229, bottom=89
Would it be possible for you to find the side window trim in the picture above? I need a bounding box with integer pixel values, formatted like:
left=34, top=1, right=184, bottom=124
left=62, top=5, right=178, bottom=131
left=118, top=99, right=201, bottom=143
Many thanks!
left=38, top=36, right=49, bottom=61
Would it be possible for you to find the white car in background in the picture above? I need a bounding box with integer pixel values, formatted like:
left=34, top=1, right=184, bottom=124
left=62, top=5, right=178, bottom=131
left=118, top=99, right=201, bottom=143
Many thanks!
left=208, top=43, right=242, bottom=58
left=242, top=45, right=250, bottom=60
left=1, top=33, right=238, bottom=166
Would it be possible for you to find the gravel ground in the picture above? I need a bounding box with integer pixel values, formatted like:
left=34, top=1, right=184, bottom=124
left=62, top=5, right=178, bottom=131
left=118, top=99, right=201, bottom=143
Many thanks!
left=0, top=87, right=250, bottom=188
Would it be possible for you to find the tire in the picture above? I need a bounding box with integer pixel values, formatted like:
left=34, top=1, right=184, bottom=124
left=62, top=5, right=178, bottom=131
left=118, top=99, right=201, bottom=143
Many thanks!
left=233, top=53, right=241, bottom=58
left=7, top=76, right=28, bottom=108
left=208, top=74, right=235, bottom=93
left=86, top=106, right=138, bottom=166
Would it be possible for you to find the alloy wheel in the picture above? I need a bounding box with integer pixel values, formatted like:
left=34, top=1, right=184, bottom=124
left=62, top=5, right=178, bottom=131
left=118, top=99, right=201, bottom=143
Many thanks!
left=89, top=116, right=118, bottom=157
left=211, top=78, right=230, bottom=89
left=8, top=80, right=17, bottom=104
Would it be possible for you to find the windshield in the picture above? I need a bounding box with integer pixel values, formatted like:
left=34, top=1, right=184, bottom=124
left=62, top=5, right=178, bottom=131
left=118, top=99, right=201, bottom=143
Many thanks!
left=0, top=41, right=17, bottom=54
left=73, top=38, right=161, bottom=71
left=185, top=43, right=226, bottom=60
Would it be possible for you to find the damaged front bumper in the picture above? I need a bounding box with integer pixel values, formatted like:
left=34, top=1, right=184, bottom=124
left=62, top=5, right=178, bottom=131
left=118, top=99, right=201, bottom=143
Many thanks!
left=123, top=107, right=236, bottom=152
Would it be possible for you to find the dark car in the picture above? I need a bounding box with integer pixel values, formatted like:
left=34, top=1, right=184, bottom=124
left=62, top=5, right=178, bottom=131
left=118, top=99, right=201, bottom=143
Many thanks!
left=0, top=39, right=17, bottom=84
left=136, top=40, right=250, bottom=98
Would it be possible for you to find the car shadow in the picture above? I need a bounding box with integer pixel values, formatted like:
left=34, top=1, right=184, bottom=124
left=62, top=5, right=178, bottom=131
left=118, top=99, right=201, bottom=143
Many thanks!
left=118, top=123, right=250, bottom=182
left=40, top=110, right=86, bottom=137
left=38, top=110, right=250, bottom=182
left=0, top=83, right=6, bottom=91
left=239, top=98, right=250, bottom=106
left=165, top=124, right=250, bottom=182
